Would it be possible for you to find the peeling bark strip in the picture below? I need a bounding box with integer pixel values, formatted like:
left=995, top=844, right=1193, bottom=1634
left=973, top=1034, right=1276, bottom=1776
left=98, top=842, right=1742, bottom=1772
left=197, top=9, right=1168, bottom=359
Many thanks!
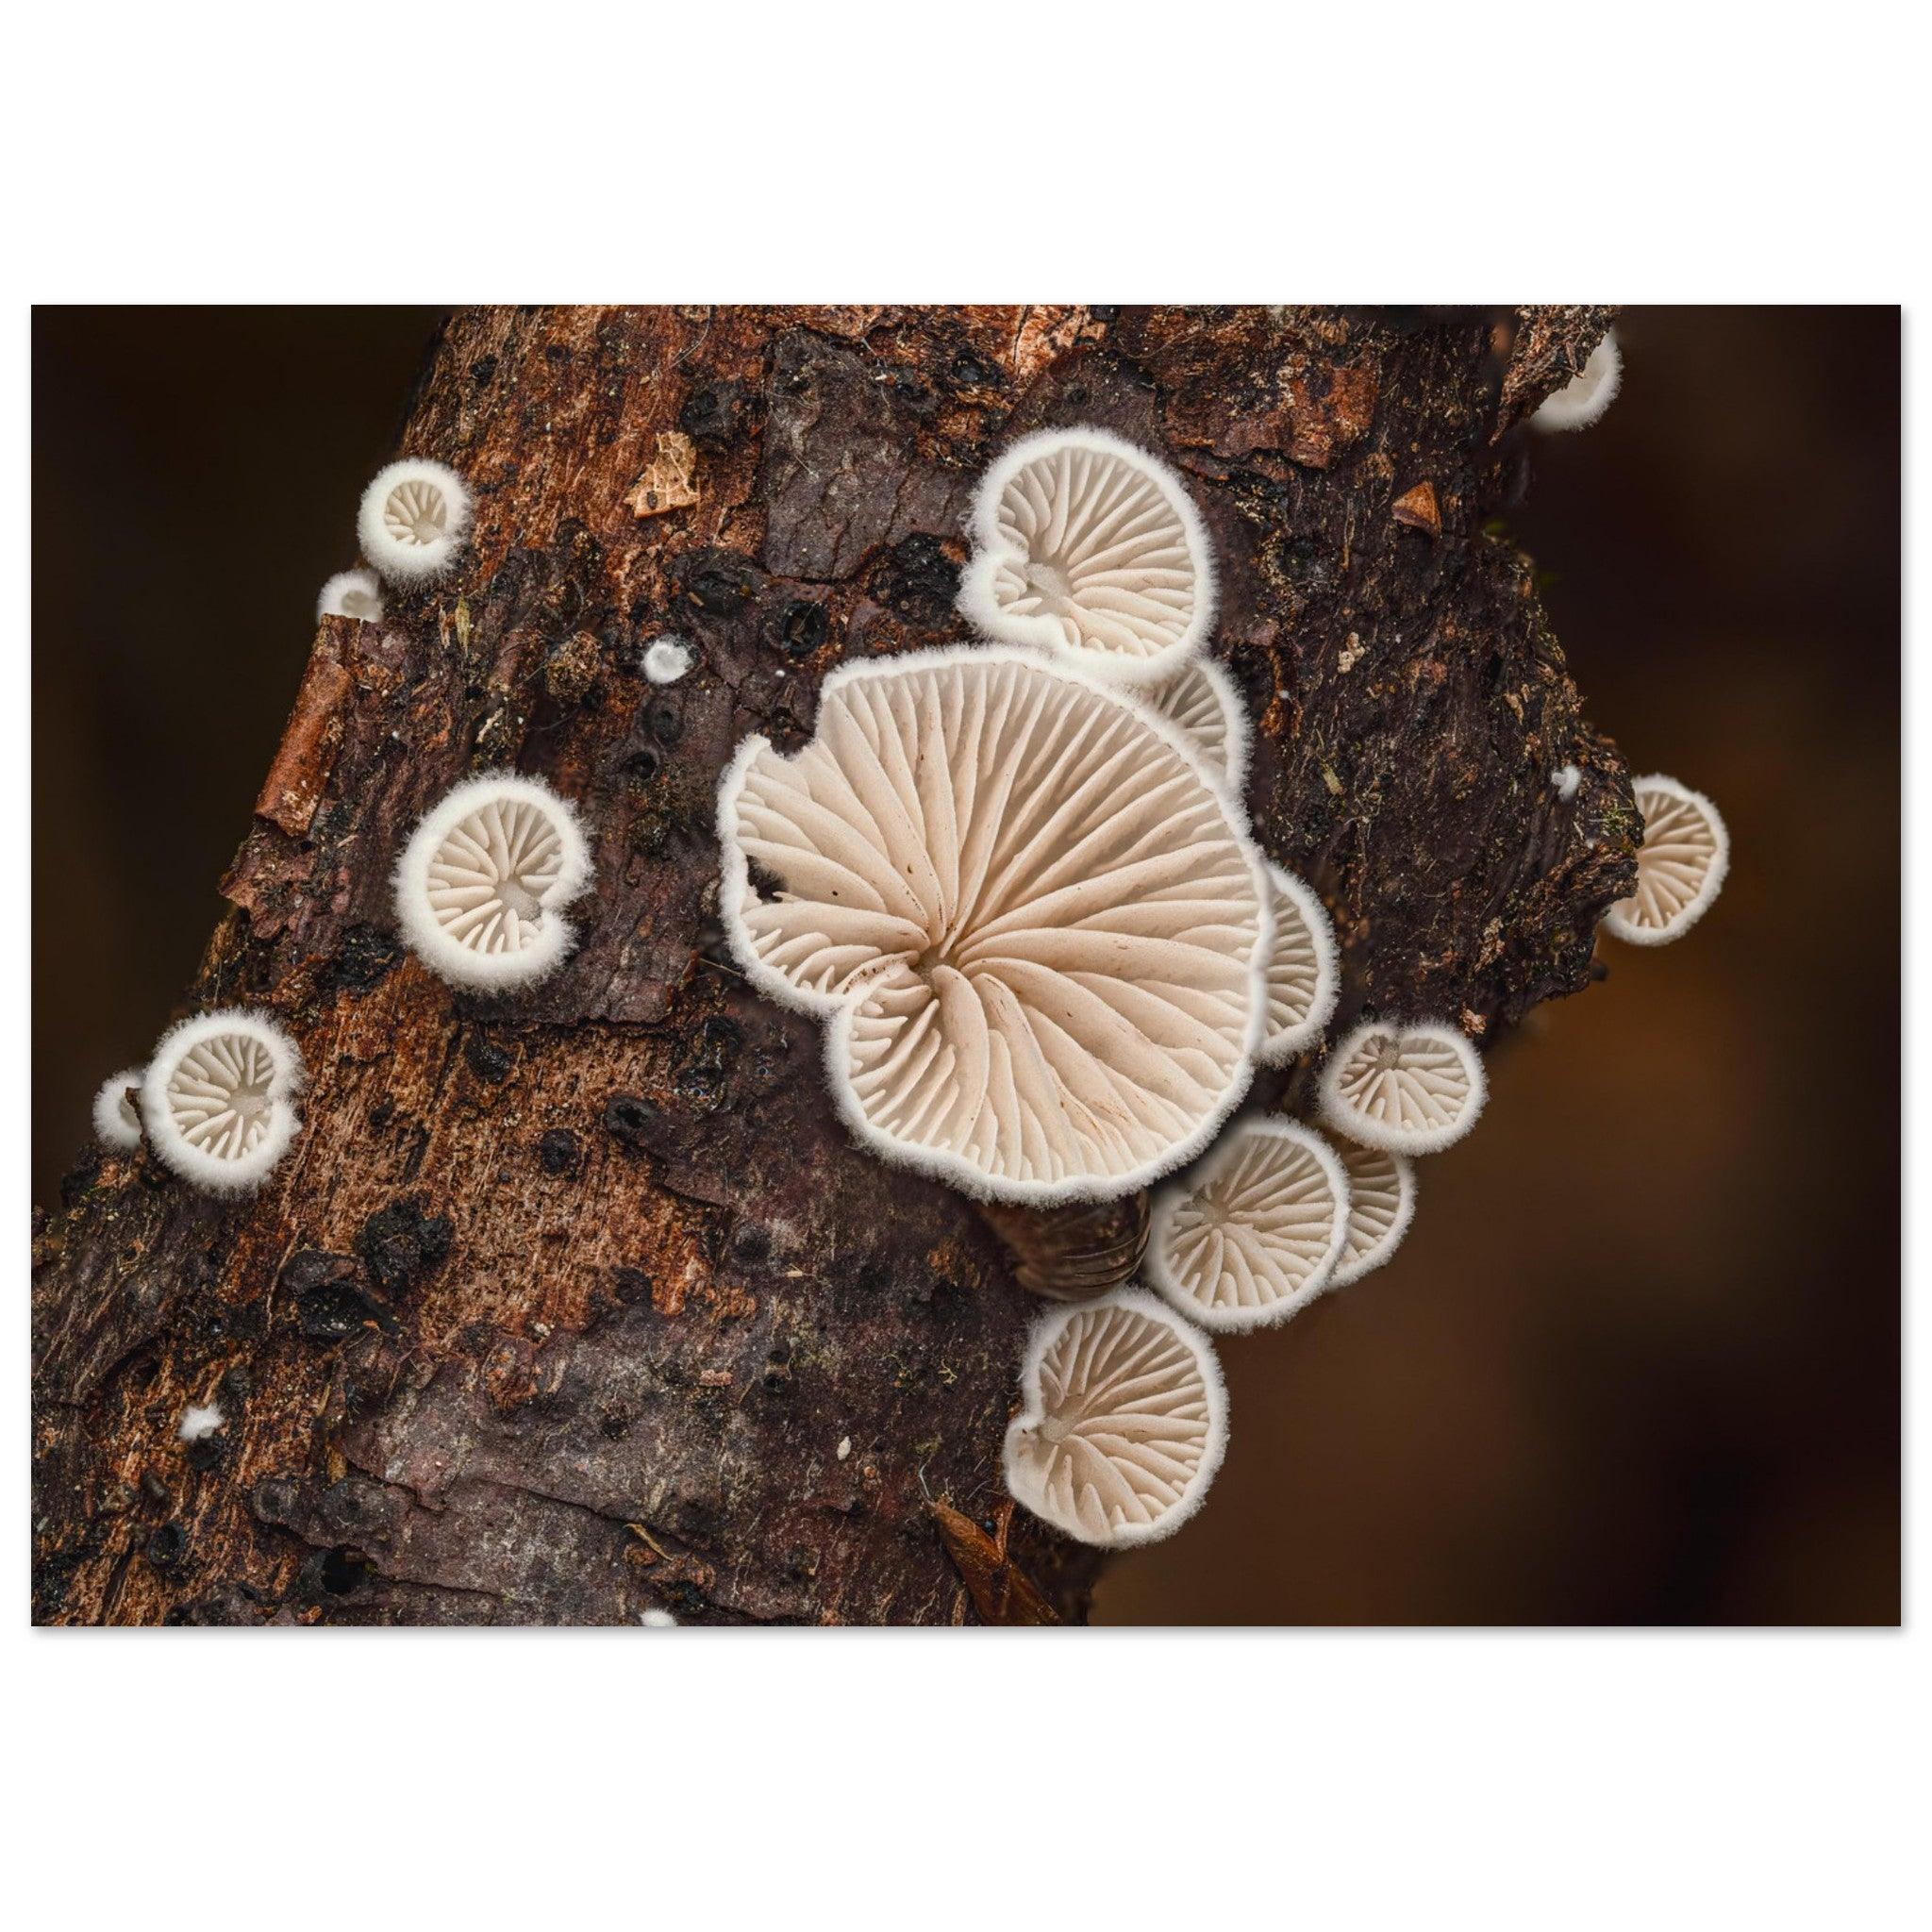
left=31, top=306, right=1635, bottom=1626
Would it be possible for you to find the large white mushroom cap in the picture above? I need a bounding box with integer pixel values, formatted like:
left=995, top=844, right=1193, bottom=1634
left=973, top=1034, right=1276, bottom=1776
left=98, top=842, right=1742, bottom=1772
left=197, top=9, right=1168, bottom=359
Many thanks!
left=1147, top=1119, right=1350, bottom=1332
left=719, top=645, right=1273, bottom=1206
left=1600, top=774, right=1729, bottom=946
left=1003, top=1286, right=1228, bottom=1548
left=1318, top=1017, right=1487, bottom=1157
left=957, top=426, right=1216, bottom=686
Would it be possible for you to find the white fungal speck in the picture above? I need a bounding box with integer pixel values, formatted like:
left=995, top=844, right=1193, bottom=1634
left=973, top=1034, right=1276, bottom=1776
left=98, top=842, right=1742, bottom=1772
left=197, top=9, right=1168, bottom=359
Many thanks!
left=317, top=568, right=384, bottom=624
left=641, top=1607, right=678, bottom=1628
left=642, top=637, right=693, bottom=685
left=92, top=1067, right=145, bottom=1150
left=837, top=1436, right=852, bottom=1461
left=177, top=1404, right=225, bottom=1442
left=357, top=458, right=472, bottom=585
left=1553, top=763, right=1582, bottom=800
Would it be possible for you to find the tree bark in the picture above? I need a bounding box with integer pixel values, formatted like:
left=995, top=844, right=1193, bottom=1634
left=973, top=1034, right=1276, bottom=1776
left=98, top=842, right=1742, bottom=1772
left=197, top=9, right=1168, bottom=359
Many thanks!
left=31, top=304, right=1634, bottom=1626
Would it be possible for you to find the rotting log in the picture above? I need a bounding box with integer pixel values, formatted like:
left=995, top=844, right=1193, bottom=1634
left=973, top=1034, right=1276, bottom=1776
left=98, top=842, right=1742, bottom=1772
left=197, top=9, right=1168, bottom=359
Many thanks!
left=31, top=305, right=1635, bottom=1626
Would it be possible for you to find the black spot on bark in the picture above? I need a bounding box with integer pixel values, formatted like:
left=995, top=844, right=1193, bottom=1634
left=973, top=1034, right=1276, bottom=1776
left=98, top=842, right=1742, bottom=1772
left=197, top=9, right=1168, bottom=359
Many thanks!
left=678, top=379, right=749, bottom=449
left=322, top=923, right=405, bottom=996
left=464, top=1032, right=514, bottom=1084
left=873, top=532, right=959, bottom=620
left=604, top=1093, right=666, bottom=1153
left=356, top=1197, right=454, bottom=1297
left=538, top=1129, right=581, bottom=1177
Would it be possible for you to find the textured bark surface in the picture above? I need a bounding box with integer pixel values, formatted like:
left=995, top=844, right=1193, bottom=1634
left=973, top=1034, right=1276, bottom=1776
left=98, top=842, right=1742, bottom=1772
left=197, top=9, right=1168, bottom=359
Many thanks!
left=31, top=304, right=1634, bottom=1626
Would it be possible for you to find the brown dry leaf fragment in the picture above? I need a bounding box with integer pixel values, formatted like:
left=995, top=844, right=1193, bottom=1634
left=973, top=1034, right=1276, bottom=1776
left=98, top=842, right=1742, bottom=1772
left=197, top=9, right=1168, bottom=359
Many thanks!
left=1392, top=481, right=1441, bottom=536
left=930, top=1496, right=1059, bottom=1625
left=628, top=432, right=700, bottom=519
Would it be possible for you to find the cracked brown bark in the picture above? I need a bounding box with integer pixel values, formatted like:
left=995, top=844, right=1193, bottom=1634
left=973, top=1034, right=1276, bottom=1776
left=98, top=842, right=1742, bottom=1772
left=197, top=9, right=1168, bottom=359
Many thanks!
left=31, top=304, right=1635, bottom=1626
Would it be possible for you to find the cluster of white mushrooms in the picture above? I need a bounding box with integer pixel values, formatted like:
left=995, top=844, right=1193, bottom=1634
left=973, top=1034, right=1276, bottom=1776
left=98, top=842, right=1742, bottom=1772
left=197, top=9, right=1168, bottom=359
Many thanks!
left=85, top=331, right=1732, bottom=1566
left=719, top=350, right=1728, bottom=1553
left=93, top=456, right=594, bottom=1191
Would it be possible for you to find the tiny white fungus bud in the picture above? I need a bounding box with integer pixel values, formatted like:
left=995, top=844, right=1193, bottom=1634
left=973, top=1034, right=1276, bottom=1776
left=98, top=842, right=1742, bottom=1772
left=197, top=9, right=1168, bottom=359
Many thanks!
left=393, top=771, right=594, bottom=993
left=1532, top=330, right=1622, bottom=433
left=177, top=1404, right=225, bottom=1442
left=642, top=637, right=693, bottom=686
left=92, top=1067, right=145, bottom=1151
left=640, top=1607, right=678, bottom=1628
left=837, top=1436, right=852, bottom=1460
left=357, top=457, right=472, bottom=585
left=317, top=568, right=384, bottom=624
left=1553, top=763, right=1582, bottom=800
left=142, top=1008, right=307, bottom=1193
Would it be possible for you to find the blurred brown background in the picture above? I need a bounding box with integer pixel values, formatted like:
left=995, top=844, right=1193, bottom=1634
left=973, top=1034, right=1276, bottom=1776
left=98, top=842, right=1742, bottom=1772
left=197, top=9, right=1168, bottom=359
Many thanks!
left=31, top=308, right=1900, bottom=1624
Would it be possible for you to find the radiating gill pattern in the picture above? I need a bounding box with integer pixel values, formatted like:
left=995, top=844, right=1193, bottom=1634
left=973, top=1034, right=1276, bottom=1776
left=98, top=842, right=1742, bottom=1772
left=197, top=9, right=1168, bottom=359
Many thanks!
left=164, top=1031, right=281, bottom=1164
left=1320, top=1020, right=1485, bottom=1156
left=426, top=793, right=569, bottom=958
left=381, top=475, right=453, bottom=550
left=1150, top=1121, right=1347, bottom=1329
left=1601, top=775, right=1728, bottom=944
left=958, top=429, right=1210, bottom=677
left=1260, top=866, right=1338, bottom=1061
left=1003, top=1291, right=1225, bottom=1546
left=723, top=649, right=1269, bottom=1202
left=1331, top=1142, right=1416, bottom=1288
left=1143, top=657, right=1248, bottom=793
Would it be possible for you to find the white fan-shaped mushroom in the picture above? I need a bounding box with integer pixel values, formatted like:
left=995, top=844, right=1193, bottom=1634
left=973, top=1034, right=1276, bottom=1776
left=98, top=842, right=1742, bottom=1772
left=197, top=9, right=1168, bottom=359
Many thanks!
left=393, top=772, right=593, bottom=993
left=1147, top=1120, right=1349, bottom=1332
left=1318, top=1018, right=1487, bottom=1157
left=1329, top=1142, right=1417, bottom=1289
left=141, top=1009, right=305, bottom=1193
left=317, top=568, right=384, bottom=624
left=719, top=645, right=1272, bottom=1206
left=1600, top=774, right=1729, bottom=946
left=1532, top=330, right=1622, bottom=432
left=1003, top=1287, right=1227, bottom=1548
left=1141, top=656, right=1251, bottom=797
left=1260, top=865, right=1339, bottom=1062
left=358, top=457, right=472, bottom=585
left=957, top=426, right=1215, bottom=685
left=92, top=1067, right=145, bottom=1151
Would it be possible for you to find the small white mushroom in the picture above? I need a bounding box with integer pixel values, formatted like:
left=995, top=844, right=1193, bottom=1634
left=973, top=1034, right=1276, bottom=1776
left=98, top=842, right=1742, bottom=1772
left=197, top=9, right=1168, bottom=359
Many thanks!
left=393, top=771, right=593, bottom=993
left=640, top=1607, right=678, bottom=1628
left=316, top=568, right=384, bottom=624
left=141, top=1009, right=306, bottom=1193
left=957, top=425, right=1215, bottom=685
left=1003, top=1287, right=1228, bottom=1548
left=1259, top=865, right=1340, bottom=1063
left=177, top=1404, right=225, bottom=1442
left=718, top=645, right=1272, bottom=1205
left=1318, top=1018, right=1487, bottom=1157
left=92, top=1067, right=145, bottom=1151
left=1141, top=656, right=1251, bottom=796
left=1329, top=1142, right=1417, bottom=1289
left=1600, top=774, right=1730, bottom=946
left=641, top=637, right=693, bottom=685
left=357, top=457, right=472, bottom=585
left=1147, top=1119, right=1350, bottom=1332
left=1553, top=763, right=1582, bottom=800
left=1532, top=330, right=1622, bottom=433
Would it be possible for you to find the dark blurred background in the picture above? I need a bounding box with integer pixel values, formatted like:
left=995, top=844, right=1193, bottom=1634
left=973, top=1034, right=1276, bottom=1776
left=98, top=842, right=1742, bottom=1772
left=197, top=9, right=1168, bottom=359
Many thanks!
left=31, top=308, right=1900, bottom=1624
